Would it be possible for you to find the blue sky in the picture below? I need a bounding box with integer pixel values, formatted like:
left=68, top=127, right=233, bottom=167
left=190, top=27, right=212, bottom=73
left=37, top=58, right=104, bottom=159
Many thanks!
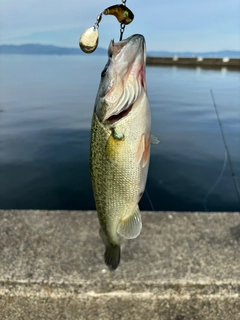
left=0, top=0, right=239, bottom=51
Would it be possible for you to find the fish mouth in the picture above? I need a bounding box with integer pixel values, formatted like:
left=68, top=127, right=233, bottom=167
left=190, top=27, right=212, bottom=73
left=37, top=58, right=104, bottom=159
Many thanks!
left=103, top=34, right=146, bottom=124
left=105, top=103, right=133, bottom=124
left=108, top=34, right=146, bottom=62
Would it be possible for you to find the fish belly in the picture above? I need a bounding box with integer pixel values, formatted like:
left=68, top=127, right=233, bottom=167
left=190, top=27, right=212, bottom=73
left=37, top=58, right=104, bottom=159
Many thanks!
left=90, top=112, right=142, bottom=240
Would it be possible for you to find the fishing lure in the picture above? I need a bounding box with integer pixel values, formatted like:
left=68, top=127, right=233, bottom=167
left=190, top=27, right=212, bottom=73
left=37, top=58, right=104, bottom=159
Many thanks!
left=79, top=1, right=134, bottom=54
left=104, top=4, right=134, bottom=25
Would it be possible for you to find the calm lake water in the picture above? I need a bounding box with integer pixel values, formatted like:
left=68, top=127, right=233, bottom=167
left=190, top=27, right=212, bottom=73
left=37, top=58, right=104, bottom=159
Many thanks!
left=0, top=54, right=239, bottom=211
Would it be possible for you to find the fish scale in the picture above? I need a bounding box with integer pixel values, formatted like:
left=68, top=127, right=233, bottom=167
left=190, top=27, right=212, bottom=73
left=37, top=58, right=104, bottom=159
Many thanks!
left=90, top=113, right=141, bottom=219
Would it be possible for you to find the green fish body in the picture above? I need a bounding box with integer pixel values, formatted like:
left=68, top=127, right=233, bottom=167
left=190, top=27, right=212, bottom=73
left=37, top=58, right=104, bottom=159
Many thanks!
left=90, top=34, right=151, bottom=270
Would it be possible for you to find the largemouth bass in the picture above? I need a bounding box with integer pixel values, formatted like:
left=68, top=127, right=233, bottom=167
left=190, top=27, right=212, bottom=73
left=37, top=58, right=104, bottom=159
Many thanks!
left=90, top=34, right=151, bottom=270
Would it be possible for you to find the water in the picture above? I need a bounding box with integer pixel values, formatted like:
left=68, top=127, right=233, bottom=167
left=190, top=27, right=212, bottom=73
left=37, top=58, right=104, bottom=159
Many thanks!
left=0, top=55, right=239, bottom=211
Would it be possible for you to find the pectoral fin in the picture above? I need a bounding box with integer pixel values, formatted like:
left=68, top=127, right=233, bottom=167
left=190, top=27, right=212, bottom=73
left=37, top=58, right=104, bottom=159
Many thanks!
left=151, top=134, right=160, bottom=144
left=135, top=134, right=145, bottom=165
left=142, top=135, right=150, bottom=167
left=117, top=206, right=142, bottom=239
left=135, top=134, right=150, bottom=168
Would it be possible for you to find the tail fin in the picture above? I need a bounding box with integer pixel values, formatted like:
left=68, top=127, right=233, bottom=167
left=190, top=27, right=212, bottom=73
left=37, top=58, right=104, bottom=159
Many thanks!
left=99, top=228, right=121, bottom=270
left=104, top=244, right=121, bottom=271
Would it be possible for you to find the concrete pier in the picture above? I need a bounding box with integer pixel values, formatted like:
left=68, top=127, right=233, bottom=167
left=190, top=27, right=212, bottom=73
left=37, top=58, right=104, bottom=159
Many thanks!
left=146, top=56, right=240, bottom=69
left=0, top=210, right=240, bottom=319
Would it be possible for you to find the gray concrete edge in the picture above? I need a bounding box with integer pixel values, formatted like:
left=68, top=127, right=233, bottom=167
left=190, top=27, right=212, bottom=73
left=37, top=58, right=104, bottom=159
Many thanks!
left=1, top=210, right=240, bottom=319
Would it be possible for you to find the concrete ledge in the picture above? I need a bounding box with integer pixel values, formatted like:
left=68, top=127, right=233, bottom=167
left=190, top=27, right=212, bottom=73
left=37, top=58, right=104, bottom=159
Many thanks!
left=1, top=210, right=240, bottom=319
left=146, top=56, right=240, bottom=69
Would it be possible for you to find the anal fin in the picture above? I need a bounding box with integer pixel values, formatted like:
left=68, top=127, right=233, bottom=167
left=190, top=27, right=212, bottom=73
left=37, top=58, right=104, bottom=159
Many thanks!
left=117, top=206, right=142, bottom=239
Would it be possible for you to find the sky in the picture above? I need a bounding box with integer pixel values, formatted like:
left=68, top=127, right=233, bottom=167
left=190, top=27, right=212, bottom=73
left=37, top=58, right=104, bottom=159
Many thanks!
left=0, top=0, right=239, bottom=52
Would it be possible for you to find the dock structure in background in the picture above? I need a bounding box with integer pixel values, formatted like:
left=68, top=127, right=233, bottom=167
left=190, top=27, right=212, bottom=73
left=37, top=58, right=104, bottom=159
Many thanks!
left=146, top=56, right=240, bottom=68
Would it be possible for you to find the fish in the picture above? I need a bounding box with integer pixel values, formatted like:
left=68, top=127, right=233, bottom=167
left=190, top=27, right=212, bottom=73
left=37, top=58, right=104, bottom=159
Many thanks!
left=90, top=34, right=152, bottom=270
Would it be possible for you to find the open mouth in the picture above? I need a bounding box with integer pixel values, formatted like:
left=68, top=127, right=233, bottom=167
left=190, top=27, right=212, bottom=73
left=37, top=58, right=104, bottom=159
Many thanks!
left=102, top=35, right=145, bottom=125
left=108, top=39, right=127, bottom=58
left=108, top=34, right=145, bottom=60
left=105, top=104, right=133, bottom=124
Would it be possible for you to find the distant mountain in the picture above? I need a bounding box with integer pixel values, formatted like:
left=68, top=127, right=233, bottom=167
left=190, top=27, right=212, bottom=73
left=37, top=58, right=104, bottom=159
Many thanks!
left=0, top=44, right=239, bottom=58
left=147, top=50, right=240, bottom=58
left=0, top=44, right=107, bottom=55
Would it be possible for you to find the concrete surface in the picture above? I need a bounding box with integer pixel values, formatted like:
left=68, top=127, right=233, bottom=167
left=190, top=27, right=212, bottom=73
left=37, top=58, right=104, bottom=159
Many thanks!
left=0, top=210, right=240, bottom=319
left=146, top=57, right=240, bottom=68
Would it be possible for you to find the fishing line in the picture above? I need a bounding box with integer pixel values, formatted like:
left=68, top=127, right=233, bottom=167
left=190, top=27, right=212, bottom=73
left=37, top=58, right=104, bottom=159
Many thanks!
left=210, top=89, right=240, bottom=204
left=203, top=150, right=227, bottom=212
left=145, top=188, right=155, bottom=211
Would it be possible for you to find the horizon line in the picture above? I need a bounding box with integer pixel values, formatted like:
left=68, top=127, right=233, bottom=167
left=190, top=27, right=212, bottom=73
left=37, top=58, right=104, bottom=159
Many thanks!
left=0, top=43, right=239, bottom=53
